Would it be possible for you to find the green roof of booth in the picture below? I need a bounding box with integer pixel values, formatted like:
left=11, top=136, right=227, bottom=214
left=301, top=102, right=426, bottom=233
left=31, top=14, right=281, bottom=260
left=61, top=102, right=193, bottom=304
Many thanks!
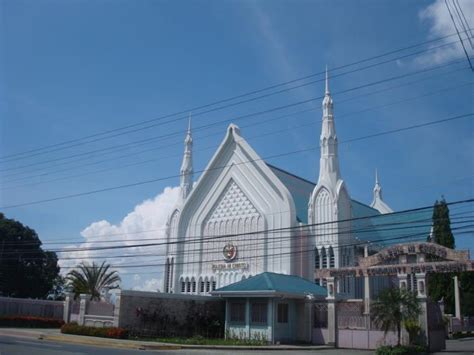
left=211, top=272, right=327, bottom=299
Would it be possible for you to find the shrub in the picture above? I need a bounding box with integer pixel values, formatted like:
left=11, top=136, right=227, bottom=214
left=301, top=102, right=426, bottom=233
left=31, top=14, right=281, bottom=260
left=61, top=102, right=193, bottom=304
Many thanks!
left=61, top=323, right=128, bottom=339
left=375, top=345, right=428, bottom=355
left=0, top=316, right=64, bottom=328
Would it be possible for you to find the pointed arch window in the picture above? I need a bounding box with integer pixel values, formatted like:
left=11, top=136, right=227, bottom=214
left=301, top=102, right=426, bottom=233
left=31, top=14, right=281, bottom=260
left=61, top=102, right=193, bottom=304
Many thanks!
left=314, top=248, right=320, bottom=269
left=321, top=247, right=327, bottom=268
left=329, top=247, right=335, bottom=268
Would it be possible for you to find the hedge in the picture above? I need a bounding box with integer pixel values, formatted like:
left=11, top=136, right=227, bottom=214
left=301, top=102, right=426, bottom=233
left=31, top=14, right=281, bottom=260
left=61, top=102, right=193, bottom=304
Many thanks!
left=61, top=323, right=128, bottom=339
left=375, top=345, right=428, bottom=355
left=0, top=316, right=64, bottom=328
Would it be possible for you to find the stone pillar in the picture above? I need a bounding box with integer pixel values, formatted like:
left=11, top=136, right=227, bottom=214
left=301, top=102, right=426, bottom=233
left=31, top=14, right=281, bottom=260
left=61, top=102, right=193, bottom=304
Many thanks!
left=63, top=293, right=72, bottom=323
left=326, top=277, right=337, bottom=347
left=416, top=273, right=429, bottom=347
left=113, top=289, right=121, bottom=327
left=453, top=276, right=461, bottom=319
left=78, top=294, right=88, bottom=326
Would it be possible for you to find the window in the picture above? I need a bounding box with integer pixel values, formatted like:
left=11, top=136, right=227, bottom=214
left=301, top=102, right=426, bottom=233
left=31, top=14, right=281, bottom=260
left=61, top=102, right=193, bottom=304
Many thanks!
left=212, top=281, right=216, bottom=291
left=192, top=280, right=196, bottom=293
left=229, top=302, right=245, bottom=323
left=321, top=248, right=327, bottom=268
left=200, top=281, right=205, bottom=293
left=314, top=248, right=320, bottom=269
left=206, top=281, right=210, bottom=293
left=329, top=247, right=335, bottom=268
left=251, top=302, right=267, bottom=324
left=186, top=281, right=191, bottom=293
left=181, top=281, right=185, bottom=293
left=277, top=303, right=288, bottom=323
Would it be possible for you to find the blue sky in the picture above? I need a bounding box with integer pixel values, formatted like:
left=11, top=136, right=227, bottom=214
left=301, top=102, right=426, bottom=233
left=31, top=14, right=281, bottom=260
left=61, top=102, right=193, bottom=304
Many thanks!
left=1, top=0, right=473, bottom=290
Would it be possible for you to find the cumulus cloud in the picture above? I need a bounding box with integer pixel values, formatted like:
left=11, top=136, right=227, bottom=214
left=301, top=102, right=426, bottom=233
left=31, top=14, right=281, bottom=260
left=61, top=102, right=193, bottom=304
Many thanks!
left=415, top=0, right=473, bottom=66
left=59, top=186, right=180, bottom=291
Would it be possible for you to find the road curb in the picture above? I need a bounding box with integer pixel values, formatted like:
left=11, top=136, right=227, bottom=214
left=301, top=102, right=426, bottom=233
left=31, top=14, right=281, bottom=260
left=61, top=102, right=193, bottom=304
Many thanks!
left=39, top=333, right=331, bottom=351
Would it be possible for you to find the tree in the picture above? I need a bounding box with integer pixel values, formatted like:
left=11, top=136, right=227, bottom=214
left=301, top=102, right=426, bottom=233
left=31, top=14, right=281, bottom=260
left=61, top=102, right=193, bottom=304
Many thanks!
left=371, top=288, right=421, bottom=346
left=427, top=198, right=455, bottom=313
left=0, top=213, right=60, bottom=298
left=430, top=198, right=455, bottom=248
left=66, top=261, right=120, bottom=300
left=48, top=275, right=66, bottom=301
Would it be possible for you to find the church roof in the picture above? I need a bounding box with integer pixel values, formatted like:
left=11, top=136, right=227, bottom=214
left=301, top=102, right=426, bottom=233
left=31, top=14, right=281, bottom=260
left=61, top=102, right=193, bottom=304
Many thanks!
left=211, top=272, right=327, bottom=298
left=351, top=200, right=433, bottom=247
left=266, top=164, right=314, bottom=223
left=265, top=164, right=432, bottom=246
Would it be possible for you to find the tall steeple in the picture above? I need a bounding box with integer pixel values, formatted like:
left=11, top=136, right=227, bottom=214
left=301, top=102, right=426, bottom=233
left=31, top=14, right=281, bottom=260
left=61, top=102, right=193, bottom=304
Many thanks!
left=318, top=66, right=340, bottom=187
left=180, top=114, right=193, bottom=200
left=370, top=169, right=393, bottom=214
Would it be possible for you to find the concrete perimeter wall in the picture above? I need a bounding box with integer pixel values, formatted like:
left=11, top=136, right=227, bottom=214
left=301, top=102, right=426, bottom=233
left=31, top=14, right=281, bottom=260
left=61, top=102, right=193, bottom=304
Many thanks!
left=0, top=296, right=63, bottom=319
left=117, top=290, right=224, bottom=337
left=338, top=329, right=398, bottom=349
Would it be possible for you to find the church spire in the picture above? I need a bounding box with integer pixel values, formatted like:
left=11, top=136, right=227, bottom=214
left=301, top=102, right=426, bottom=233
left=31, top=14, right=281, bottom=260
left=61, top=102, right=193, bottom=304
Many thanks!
left=370, top=169, right=393, bottom=214
left=317, top=66, right=340, bottom=187
left=180, top=114, right=193, bottom=200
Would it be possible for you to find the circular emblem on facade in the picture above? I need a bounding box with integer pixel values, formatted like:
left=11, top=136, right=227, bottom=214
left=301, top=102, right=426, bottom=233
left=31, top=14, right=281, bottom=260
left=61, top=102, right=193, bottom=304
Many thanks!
left=223, top=243, right=237, bottom=262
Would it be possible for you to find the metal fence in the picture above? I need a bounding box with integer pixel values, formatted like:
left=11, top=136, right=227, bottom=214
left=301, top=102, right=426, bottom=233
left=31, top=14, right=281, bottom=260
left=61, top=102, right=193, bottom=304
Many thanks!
left=0, top=296, right=63, bottom=319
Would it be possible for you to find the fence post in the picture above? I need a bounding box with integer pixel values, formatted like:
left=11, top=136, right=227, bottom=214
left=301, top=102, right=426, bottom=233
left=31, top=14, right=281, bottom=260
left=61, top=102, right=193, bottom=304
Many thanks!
left=416, top=272, right=429, bottom=348
left=326, top=277, right=337, bottom=347
left=78, top=294, right=88, bottom=326
left=63, top=293, right=72, bottom=323
left=113, top=290, right=121, bottom=327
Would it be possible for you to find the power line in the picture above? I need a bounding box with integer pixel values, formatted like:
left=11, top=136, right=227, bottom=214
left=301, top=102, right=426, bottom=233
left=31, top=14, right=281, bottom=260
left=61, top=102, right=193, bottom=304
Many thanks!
left=1, top=113, right=472, bottom=210
left=3, top=198, right=472, bottom=255
left=2, top=65, right=469, bottom=187
left=0, top=56, right=467, bottom=176
left=4, top=198, right=473, bottom=247
left=0, top=32, right=469, bottom=162
left=52, top=228, right=474, bottom=270
left=5, top=216, right=472, bottom=262
left=452, top=0, right=474, bottom=49
left=445, top=0, right=474, bottom=71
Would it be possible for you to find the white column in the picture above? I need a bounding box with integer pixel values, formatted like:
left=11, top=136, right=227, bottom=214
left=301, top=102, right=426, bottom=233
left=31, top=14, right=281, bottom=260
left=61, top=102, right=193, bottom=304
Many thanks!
left=416, top=273, right=429, bottom=347
left=454, top=276, right=461, bottom=319
left=78, top=294, right=88, bottom=326
left=113, top=290, right=121, bottom=327
left=63, top=293, right=72, bottom=323
left=326, top=277, right=337, bottom=347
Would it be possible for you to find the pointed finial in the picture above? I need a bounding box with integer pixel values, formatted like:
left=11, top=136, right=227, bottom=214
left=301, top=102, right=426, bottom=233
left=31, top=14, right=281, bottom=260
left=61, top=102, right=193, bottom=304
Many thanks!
left=325, top=65, right=330, bottom=95
left=375, top=168, right=379, bottom=185
left=187, top=113, right=192, bottom=133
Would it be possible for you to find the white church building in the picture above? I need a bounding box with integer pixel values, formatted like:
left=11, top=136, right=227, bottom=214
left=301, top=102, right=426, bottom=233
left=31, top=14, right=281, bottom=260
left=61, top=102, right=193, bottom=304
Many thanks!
left=163, top=70, right=396, bottom=296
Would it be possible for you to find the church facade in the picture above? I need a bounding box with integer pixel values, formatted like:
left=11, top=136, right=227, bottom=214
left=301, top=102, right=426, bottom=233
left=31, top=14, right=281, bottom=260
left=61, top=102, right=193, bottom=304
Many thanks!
left=163, top=70, right=394, bottom=296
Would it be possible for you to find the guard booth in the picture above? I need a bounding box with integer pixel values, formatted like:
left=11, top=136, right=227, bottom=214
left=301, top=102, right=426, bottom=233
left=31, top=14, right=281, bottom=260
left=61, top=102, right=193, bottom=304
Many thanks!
left=211, top=272, right=327, bottom=344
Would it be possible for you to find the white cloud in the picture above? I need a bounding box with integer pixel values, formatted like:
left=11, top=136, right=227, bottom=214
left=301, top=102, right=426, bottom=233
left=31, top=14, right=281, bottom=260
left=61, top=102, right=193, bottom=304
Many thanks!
left=59, top=186, right=180, bottom=291
left=416, top=0, right=473, bottom=65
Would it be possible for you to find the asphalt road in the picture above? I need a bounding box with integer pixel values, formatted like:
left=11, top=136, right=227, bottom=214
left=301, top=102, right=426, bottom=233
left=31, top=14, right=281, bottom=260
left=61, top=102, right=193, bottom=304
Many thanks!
left=0, top=334, right=472, bottom=355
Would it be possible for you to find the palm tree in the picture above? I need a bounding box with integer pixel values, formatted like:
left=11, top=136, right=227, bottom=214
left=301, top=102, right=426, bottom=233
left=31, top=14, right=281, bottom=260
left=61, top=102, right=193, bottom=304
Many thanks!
left=66, top=261, right=120, bottom=300
left=371, top=287, right=421, bottom=346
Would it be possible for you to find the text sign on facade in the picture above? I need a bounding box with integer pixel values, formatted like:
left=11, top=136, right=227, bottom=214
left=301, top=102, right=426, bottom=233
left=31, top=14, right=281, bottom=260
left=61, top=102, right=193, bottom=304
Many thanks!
left=212, top=262, right=249, bottom=271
